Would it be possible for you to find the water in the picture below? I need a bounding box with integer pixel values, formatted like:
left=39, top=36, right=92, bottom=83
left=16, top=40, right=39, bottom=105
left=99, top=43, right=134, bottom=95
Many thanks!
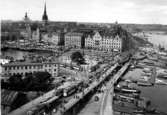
left=123, top=68, right=167, bottom=113
left=138, top=85, right=167, bottom=113
left=146, top=31, right=167, bottom=49
left=1, top=49, right=51, bottom=60
left=1, top=49, right=29, bottom=60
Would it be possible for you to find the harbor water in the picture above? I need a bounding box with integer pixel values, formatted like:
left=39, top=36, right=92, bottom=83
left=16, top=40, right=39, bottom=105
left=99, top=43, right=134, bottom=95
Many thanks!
left=138, top=85, right=167, bottom=113
left=1, top=49, right=51, bottom=60
left=146, top=31, right=167, bottom=49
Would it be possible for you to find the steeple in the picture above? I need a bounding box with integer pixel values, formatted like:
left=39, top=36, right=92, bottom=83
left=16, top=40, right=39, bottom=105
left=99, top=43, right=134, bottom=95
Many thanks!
left=24, top=12, right=30, bottom=22
left=25, top=12, right=28, bottom=19
left=42, top=2, right=48, bottom=22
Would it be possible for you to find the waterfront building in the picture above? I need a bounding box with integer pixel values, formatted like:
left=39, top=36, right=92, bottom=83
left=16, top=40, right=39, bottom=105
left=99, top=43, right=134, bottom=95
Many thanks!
left=1, top=62, right=59, bottom=77
left=42, top=32, right=61, bottom=45
left=32, top=28, right=40, bottom=42
left=20, top=25, right=31, bottom=40
left=65, top=32, right=83, bottom=48
left=85, top=31, right=122, bottom=52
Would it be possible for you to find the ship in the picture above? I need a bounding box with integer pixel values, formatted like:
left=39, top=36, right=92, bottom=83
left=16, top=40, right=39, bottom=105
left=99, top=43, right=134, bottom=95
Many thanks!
left=138, top=67, right=156, bottom=86
left=137, top=81, right=153, bottom=86
left=114, top=86, right=141, bottom=94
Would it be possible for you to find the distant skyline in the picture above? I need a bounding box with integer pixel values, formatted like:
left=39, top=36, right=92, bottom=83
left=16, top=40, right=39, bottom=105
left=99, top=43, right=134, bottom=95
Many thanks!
left=1, top=0, right=167, bottom=24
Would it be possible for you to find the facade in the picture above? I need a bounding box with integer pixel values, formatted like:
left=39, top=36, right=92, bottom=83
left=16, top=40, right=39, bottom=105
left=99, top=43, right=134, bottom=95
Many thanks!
left=20, top=25, right=31, bottom=40
left=2, top=62, right=59, bottom=77
left=85, top=31, right=122, bottom=52
left=32, top=28, right=40, bottom=42
left=65, top=32, right=83, bottom=48
left=42, top=32, right=61, bottom=45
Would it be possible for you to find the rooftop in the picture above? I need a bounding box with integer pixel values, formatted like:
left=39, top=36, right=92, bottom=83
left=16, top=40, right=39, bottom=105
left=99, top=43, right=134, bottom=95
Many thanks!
left=65, top=32, right=83, bottom=36
left=1, top=89, right=18, bottom=106
left=2, top=62, right=58, bottom=67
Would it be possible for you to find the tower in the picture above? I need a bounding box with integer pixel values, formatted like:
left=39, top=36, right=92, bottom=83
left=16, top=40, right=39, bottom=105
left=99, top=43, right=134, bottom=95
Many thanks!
left=42, top=2, right=48, bottom=25
left=24, top=12, right=30, bottom=22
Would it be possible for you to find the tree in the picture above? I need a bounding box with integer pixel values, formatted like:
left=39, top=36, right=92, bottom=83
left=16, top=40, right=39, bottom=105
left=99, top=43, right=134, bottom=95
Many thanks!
left=70, top=51, right=85, bottom=65
left=33, top=71, right=51, bottom=83
left=8, top=74, right=23, bottom=90
left=24, top=71, right=51, bottom=91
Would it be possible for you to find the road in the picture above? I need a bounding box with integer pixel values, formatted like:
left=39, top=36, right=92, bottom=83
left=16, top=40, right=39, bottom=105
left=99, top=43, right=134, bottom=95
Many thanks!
left=54, top=64, right=119, bottom=115
left=100, top=62, right=130, bottom=115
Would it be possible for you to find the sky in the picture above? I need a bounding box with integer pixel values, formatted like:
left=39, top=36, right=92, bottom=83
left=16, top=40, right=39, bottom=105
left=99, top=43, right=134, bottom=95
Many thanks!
left=1, top=0, right=167, bottom=24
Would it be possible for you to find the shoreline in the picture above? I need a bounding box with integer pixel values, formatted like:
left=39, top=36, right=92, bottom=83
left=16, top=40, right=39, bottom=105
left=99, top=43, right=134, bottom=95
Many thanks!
left=1, top=46, right=55, bottom=53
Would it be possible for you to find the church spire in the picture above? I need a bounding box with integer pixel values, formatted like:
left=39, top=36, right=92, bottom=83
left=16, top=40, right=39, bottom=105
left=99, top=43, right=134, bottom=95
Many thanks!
left=25, top=12, right=28, bottom=19
left=42, top=2, right=48, bottom=23
left=24, top=12, right=30, bottom=22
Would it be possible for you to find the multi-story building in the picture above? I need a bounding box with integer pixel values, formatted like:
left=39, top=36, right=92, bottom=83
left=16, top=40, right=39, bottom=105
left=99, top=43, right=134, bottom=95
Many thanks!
left=65, top=32, right=83, bottom=48
left=1, top=62, right=59, bottom=77
left=42, top=32, right=61, bottom=45
left=32, top=28, right=40, bottom=42
left=20, top=25, right=31, bottom=40
left=85, top=31, right=122, bottom=52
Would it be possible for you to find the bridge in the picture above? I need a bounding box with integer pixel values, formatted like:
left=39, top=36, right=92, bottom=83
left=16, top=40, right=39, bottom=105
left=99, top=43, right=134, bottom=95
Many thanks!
left=8, top=61, right=130, bottom=115
left=53, top=63, right=119, bottom=115
left=100, top=62, right=131, bottom=115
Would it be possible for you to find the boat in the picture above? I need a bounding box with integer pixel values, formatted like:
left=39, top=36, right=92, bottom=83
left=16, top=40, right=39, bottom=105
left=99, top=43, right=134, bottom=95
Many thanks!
left=114, top=86, right=141, bottom=94
left=133, top=110, right=145, bottom=114
left=115, top=93, right=140, bottom=99
left=157, top=74, right=167, bottom=80
left=137, top=81, right=153, bottom=86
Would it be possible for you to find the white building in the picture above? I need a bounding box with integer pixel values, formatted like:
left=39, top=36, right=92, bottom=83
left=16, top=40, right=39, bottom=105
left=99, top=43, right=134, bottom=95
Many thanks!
left=65, top=32, right=83, bottom=48
left=85, top=31, right=122, bottom=52
left=42, top=32, right=61, bottom=45
left=32, top=28, right=40, bottom=42
left=1, top=62, right=59, bottom=77
left=20, top=25, right=31, bottom=39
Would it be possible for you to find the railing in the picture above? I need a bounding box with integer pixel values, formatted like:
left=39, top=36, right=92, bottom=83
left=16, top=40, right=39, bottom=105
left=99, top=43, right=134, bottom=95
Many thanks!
left=54, top=64, right=119, bottom=115
left=100, top=62, right=130, bottom=115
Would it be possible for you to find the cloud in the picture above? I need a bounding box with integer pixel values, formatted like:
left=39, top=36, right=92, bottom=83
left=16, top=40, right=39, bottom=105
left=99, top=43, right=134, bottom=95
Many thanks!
left=0, top=0, right=167, bottom=24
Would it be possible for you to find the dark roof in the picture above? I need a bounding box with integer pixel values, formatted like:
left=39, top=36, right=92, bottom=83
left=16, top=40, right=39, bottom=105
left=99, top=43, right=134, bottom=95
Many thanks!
left=83, top=25, right=129, bottom=39
left=1, top=89, right=18, bottom=106
left=2, top=62, right=58, bottom=67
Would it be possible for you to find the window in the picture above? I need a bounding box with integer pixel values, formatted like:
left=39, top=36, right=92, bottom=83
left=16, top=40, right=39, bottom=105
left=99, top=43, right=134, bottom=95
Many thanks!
left=25, top=66, right=27, bottom=69
left=95, top=40, right=100, bottom=45
left=17, top=66, right=19, bottom=69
